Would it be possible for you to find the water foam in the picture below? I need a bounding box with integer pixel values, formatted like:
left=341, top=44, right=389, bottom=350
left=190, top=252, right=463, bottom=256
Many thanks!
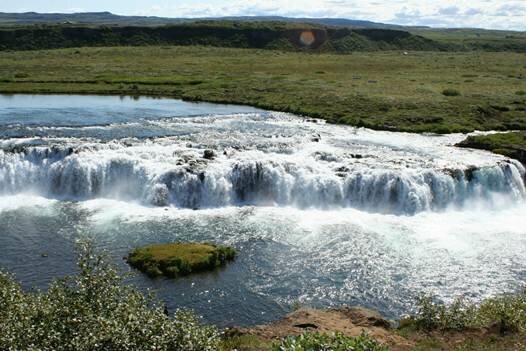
left=0, top=114, right=524, bottom=215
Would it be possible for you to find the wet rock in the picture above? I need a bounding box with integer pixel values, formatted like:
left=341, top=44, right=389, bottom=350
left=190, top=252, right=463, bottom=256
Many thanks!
left=314, top=151, right=338, bottom=162
left=148, top=183, right=170, bottom=206
left=203, top=149, right=216, bottom=160
left=464, top=166, right=478, bottom=182
left=311, top=133, right=321, bottom=142
left=334, top=165, right=350, bottom=178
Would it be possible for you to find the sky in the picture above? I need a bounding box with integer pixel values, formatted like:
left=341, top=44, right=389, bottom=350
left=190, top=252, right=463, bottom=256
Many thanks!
left=1, top=0, right=526, bottom=31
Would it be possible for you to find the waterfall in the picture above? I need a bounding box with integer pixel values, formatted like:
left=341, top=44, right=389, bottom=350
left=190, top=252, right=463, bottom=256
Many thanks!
left=1, top=144, right=524, bottom=215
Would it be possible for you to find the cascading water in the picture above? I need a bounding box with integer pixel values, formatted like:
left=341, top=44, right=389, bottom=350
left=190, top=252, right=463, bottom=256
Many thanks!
left=1, top=131, right=524, bottom=214
left=1, top=94, right=526, bottom=327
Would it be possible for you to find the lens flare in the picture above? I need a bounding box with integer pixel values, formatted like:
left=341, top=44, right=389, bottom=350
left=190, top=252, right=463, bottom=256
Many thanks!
left=299, top=31, right=316, bottom=46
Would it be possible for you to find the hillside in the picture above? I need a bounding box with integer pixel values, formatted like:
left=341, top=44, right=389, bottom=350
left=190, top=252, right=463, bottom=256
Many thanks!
left=2, top=12, right=525, bottom=53
left=0, top=22, right=444, bottom=52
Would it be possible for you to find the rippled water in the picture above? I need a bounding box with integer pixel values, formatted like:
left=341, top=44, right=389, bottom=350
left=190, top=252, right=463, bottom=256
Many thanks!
left=1, top=94, right=525, bottom=326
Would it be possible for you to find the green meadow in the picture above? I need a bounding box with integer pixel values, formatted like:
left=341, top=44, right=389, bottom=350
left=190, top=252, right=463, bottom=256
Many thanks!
left=1, top=46, right=525, bottom=134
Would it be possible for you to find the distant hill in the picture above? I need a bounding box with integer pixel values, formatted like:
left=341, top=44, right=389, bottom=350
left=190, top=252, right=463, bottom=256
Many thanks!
left=0, top=12, right=525, bottom=53
left=0, top=12, right=186, bottom=26
left=0, top=11, right=422, bottom=29
left=0, top=22, right=444, bottom=52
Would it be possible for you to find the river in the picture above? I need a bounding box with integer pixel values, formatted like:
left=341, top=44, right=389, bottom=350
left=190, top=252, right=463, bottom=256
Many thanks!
left=1, top=94, right=525, bottom=326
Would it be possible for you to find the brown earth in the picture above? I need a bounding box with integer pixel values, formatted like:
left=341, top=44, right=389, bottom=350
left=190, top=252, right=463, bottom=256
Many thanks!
left=226, top=307, right=526, bottom=351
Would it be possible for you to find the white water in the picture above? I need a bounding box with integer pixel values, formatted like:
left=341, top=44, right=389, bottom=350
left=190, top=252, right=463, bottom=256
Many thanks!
left=1, top=95, right=526, bottom=325
left=1, top=113, right=524, bottom=215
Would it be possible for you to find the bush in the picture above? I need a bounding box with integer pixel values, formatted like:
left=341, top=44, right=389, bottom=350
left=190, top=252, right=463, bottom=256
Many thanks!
left=413, top=289, right=526, bottom=334
left=442, top=89, right=461, bottom=96
left=273, top=332, right=388, bottom=351
left=413, top=295, right=475, bottom=331
left=0, top=241, right=220, bottom=351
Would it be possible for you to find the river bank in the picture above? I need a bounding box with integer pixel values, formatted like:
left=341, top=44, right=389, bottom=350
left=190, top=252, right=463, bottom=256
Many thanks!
left=457, top=131, right=526, bottom=165
left=222, top=305, right=526, bottom=351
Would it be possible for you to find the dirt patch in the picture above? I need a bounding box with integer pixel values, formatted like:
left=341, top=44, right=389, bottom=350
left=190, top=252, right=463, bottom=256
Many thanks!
left=226, top=307, right=526, bottom=351
left=229, top=307, right=412, bottom=350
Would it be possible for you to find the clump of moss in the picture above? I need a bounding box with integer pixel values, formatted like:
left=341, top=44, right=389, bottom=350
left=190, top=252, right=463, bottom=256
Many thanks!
left=127, top=243, right=236, bottom=278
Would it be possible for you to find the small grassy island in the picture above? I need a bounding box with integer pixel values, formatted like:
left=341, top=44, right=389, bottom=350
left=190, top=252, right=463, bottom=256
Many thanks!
left=127, top=242, right=236, bottom=278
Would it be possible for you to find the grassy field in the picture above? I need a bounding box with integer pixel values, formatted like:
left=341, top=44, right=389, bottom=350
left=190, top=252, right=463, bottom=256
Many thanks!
left=0, top=46, right=525, bottom=133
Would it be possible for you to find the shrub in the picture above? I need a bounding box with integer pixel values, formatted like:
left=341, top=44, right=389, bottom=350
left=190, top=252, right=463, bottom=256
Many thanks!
left=273, top=332, right=388, bottom=351
left=413, top=289, right=526, bottom=334
left=0, top=241, right=220, bottom=351
left=413, top=295, right=475, bottom=331
left=442, top=89, right=461, bottom=97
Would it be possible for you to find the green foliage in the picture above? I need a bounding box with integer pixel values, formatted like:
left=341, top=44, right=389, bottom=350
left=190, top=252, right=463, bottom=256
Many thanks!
left=412, top=289, right=526, bottom=334
left=0, top=241, right=220, bottom=351
left=457, top=132, right=526, bottom=163
left=273, top=332, right=388, bottom=351
left=127, top=242, right=236, bottom=278
left=413, top=295, right=476, bottom=331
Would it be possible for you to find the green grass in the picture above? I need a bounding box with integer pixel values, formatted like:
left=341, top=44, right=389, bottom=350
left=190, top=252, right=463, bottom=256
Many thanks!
left=126, top=242, right=236, bottom=278
left=274, top=332, right=388, bottom=351
left=457, top=132, right=526, bottom=163
left=219, top=334, right=272, bottom=351
left=0, top=46, right=524, bottom=133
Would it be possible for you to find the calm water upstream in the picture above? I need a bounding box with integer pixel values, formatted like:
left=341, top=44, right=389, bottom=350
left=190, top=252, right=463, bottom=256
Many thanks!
left=1, top=94, right=525, bottom=327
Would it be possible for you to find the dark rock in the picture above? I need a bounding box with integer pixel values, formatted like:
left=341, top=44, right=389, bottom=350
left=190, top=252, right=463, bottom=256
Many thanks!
left=203, top=149, right=216, bottom=160
left=294, top=323, right=318, bottom=329
left=464, top=166, right=478, bottom=182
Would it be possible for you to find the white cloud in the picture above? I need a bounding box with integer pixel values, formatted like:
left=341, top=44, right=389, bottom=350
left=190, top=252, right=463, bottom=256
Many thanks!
left=152, top=0, right=526, bottom=30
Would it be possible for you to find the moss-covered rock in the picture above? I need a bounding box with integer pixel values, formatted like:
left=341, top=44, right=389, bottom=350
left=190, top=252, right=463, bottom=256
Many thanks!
left=126, top=243, right=236, bottom=278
